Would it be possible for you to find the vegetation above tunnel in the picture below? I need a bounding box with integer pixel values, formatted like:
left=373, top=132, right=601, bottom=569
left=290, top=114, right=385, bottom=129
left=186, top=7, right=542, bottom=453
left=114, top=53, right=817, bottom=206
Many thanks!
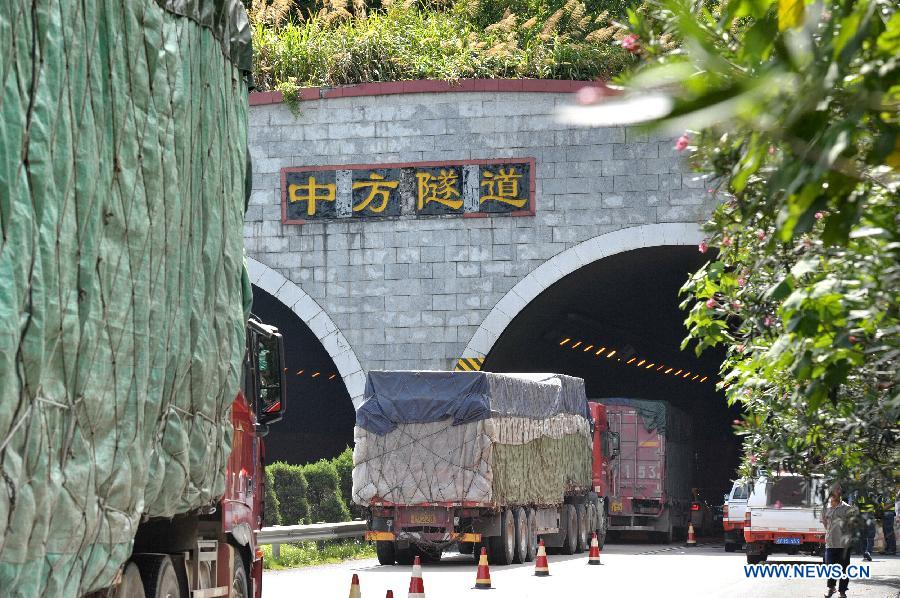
left=249, top=0, right=641, bottom=103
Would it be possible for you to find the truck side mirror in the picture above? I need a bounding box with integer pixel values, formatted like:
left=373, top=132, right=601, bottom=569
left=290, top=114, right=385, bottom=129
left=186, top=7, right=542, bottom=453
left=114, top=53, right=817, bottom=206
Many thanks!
left=249, top=318, right=286, bottom=426
left=610, top=431, right=620, bottom=457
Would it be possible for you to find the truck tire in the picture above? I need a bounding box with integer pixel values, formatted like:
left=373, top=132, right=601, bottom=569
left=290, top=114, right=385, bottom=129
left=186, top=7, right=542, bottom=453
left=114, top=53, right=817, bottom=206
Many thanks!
left=561, top=505, right=577, bottom=555
left=724, top=542, right=737, bottom=553
left=133, top=555, right=181, bottom=598
left=524, top=508, right=537, bottom=562
left=490, top=509, right=516, bottom=565
left=376, top=540, right=396, bottom=565
left=395, top=546, right=414, bottom=566
left=231, top=552, right=249, bottom=598
left=513, top=507, right=528, bottom=564
left=111, top=563, right=146, bottom=598
left=746, top=552, right=764, bottom=564
left=458, top=542, right=474, bottom=555
left=575, top=504, right=589, bottom=553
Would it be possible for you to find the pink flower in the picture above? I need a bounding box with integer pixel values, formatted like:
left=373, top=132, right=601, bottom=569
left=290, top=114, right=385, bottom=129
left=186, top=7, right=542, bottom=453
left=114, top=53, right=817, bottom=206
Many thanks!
left=575, top=85, right=603, bottom=105
left=768, top=145, right=776, bottom=155
left=621, top=34, right=641, bottom=54
left=706, top=298, right=717, bottom=309
left=749, top=454, right=757, bottom=465
left=722, top=237, right=733, bottom=247
left=733, top=419, right=742, bottom=425
left=731, top=301, right=741, bottom=311
left=756, top=230, right=766, bottom=241
left=736, top=344, right=745, bottom=353
left=764, top=315, right=774, bottom=327
left=738, top=277, right=747, bottom=287
left=815, top=211, right=824, bottom=220
left=698, top=240, right=708, bottom=254
left=674, top=134, right=690, bottom=151
left=774, top=500, right=783, bottom=509
left=849, top=335, right=858, bottom=344
left=707, top=188, right=714, bottom=194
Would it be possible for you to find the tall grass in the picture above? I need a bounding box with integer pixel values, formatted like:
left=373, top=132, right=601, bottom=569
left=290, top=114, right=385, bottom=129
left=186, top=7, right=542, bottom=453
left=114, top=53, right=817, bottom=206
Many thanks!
left=251, top=1, right=634, bottom=102
left=261, top=539, right=375, bottom=569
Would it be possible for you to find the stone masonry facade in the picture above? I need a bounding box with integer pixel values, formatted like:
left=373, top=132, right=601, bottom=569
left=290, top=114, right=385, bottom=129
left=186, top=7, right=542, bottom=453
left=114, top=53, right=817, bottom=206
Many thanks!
left=245, top=82, right=717, bottom=386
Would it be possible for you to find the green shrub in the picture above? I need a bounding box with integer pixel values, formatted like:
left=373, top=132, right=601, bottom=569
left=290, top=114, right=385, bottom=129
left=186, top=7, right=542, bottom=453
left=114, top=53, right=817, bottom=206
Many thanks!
left=268, top=462, right=310, bottom=525
left=302, top=459, right=351, bottom=523
left=250, top=2, right=634, bottom=103
left=263, top=467, right=283, bottom=526
left=333, top=446, right=354, bottom=507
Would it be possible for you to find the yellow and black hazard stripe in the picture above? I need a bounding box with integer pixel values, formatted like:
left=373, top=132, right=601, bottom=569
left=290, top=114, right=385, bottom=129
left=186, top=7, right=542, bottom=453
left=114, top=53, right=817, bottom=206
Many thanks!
left=454, top=357, right=484, bottom=372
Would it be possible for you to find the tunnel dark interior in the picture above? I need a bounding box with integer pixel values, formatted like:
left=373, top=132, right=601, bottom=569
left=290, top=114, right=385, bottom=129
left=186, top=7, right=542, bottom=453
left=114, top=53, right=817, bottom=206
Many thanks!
left=484, top=245, right=742, bottom=503
left=251, top=286, right=355, bottom=465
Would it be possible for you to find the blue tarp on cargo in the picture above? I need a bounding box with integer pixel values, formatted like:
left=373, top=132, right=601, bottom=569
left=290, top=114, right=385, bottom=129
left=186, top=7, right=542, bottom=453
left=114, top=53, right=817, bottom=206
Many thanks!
left=357, top=371, right=591, bottom=435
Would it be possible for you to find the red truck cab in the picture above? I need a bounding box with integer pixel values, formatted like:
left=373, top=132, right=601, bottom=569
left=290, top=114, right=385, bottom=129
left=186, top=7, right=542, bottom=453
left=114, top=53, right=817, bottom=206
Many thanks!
left=590, top=402, right=613, bottom=499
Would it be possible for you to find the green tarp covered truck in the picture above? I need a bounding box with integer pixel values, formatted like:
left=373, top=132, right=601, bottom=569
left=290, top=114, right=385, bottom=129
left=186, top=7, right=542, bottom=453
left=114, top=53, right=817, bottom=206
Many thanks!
left=352, top=371, right=611, bottom=565
left=0, top=1, right=286, bottom=597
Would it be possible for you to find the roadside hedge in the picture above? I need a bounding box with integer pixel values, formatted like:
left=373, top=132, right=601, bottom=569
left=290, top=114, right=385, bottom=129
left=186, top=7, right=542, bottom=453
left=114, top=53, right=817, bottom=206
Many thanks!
left=263, top=467, right=283, bottom=526
left=302, top=459, right=351, bottom=523
left=268, top=461, right=311, bottom=525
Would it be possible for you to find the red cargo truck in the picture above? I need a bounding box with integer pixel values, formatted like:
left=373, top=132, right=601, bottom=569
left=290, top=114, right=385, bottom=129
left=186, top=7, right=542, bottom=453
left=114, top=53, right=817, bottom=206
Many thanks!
left=593, top=398, right=693, bottom=543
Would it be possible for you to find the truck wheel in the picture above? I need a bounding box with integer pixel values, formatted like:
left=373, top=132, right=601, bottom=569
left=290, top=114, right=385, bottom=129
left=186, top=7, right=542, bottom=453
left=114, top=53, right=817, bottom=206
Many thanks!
left=561, top=505, right=577, bottom=555
left=490, top=509, right=516, bottom=565
left=394, top=546, right=414, bottom=566
left=746, top=553, right=764, bottom=564
left=575, top=504, right=588, bottom=553
left=524, top=508, right=537, bottom=562
left=133, top=555, right=181, bottom=598
left=458, top=542, right=474, bottom=555
left=724, top=542, right=736, bottom=553
left=513, top=507, right=528, bottom=564
left=231, top=553, right=249, bottom=598
left=376, top=540, right=396, bottom=565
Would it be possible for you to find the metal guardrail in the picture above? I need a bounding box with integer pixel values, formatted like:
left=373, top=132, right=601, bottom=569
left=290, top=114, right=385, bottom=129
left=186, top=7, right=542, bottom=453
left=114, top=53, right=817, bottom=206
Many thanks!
left=256, top=520, right=368, bottom=558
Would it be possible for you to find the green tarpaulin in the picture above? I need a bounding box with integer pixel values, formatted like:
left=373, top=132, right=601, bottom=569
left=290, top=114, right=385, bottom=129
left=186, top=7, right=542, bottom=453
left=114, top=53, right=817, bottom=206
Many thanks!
left=0, top=1, right=251, bottom=595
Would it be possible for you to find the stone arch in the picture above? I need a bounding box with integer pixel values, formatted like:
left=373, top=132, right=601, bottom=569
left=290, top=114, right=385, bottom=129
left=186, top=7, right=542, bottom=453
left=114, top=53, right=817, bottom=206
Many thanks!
left=248, top=257, right=366, bottom=408
left=462, top=223, right=705, bottom=359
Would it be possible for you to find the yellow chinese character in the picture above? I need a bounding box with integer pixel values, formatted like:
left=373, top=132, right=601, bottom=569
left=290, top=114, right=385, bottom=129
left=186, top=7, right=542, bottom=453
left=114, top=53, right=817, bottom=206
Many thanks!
left=288, top=176, right=336, bottom=216
left=416, top=169, right=462, bottom=210
left=352, top=173, right=399, bottom=213
left=480, top=167, right=525, bottom=208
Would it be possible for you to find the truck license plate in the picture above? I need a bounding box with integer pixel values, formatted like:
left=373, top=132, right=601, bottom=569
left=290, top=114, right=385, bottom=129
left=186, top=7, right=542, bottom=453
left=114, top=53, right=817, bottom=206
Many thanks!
left=410, top=513, right=436, bottom=524
left=775, top=537, right=801, bottom=545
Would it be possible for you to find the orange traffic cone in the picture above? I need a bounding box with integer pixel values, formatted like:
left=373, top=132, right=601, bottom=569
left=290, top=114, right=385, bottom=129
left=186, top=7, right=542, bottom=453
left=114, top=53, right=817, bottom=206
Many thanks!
left=408, top=555, right=426, bottom=598
left=534, top=539, right=550, bottom=577
left=473, top=546, right=492, bottom=589
left=686, top=523, right=697, bottom=546
left=587, top=532, right=602, bottom=565
left=349, top=573, right=362, bottom=598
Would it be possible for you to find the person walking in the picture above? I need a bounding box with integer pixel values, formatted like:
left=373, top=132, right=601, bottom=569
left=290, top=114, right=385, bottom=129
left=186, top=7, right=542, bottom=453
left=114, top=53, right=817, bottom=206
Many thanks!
left=883, top=495, right=896, bottom=555
left=822, top=484, right=858, bottom=598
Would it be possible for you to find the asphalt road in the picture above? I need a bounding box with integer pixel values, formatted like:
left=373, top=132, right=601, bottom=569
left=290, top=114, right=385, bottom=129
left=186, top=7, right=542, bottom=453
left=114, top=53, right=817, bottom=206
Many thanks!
left=263, top=542, right=900, bottom=598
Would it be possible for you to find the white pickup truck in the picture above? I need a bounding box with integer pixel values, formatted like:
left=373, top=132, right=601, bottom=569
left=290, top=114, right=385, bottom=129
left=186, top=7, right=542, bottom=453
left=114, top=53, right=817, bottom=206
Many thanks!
left=743, top=474, right=826, bottom=564
left=723, top=480, right=752, bottom=552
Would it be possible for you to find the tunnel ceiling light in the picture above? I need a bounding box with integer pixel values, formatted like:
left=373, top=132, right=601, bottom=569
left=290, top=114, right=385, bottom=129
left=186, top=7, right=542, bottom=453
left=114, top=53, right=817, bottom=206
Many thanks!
left=328, top=373, right=337, bottom=380
left=555, top=337, right=713, bottom=383
left=296, top=369, right=304, bottom=375
left=311, top=372, right=321, bottom=378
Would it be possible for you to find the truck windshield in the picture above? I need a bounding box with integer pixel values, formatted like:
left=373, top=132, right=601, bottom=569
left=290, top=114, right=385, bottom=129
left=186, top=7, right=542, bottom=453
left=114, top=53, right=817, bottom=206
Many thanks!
left=767, top=477, right=810, bottom=507
left=731, top=484, right=750, bottom=500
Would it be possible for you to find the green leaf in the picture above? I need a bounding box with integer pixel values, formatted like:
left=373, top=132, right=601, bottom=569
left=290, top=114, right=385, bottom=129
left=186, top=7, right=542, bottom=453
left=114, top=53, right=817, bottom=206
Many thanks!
left=877, top=11, right=900, bottom=55
left=765, top=279, right=793, bottom=301
left=777, top=0, right=804, bottom=32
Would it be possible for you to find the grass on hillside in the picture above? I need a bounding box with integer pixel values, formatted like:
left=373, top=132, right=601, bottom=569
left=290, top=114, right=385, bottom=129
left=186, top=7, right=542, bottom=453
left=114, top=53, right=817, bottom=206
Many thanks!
left=250, top=0, right=635, bottom=104
left=261, top=539, right=376, bottom=570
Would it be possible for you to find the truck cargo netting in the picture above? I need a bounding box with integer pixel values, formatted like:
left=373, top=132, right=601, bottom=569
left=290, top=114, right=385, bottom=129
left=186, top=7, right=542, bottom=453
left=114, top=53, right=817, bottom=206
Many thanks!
left=353, top=372, right=592, bottom=506
left=0, top=2, right=251, bottom=596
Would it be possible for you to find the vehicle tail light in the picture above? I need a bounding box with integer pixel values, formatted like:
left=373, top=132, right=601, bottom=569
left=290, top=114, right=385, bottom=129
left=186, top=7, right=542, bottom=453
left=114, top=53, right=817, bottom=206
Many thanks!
left=723, top=505, right=729, bottom=518
left=691, top=503, right=700, bottom=511
left=745, top=511, right=751, bottom=527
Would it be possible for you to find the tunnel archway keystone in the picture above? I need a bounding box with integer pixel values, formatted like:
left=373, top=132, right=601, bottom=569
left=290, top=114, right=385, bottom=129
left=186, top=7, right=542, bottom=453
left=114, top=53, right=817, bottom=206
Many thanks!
left=462, top=223, right=705, bottom=360
left=248, top=257, right=366, bottom=407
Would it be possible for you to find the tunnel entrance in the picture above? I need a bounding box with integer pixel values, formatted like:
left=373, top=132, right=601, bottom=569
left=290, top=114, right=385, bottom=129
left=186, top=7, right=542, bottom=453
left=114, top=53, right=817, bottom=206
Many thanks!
left=251, top=286, right=355, bottom=465
left=484, top=245, right=741, bottom=504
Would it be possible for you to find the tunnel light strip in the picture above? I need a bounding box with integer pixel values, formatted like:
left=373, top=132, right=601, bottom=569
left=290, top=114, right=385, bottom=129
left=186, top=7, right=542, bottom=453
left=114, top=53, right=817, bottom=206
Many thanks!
left=291, top=369, right=340, bottom=381
left=557, top=337, right=712, bottom=383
